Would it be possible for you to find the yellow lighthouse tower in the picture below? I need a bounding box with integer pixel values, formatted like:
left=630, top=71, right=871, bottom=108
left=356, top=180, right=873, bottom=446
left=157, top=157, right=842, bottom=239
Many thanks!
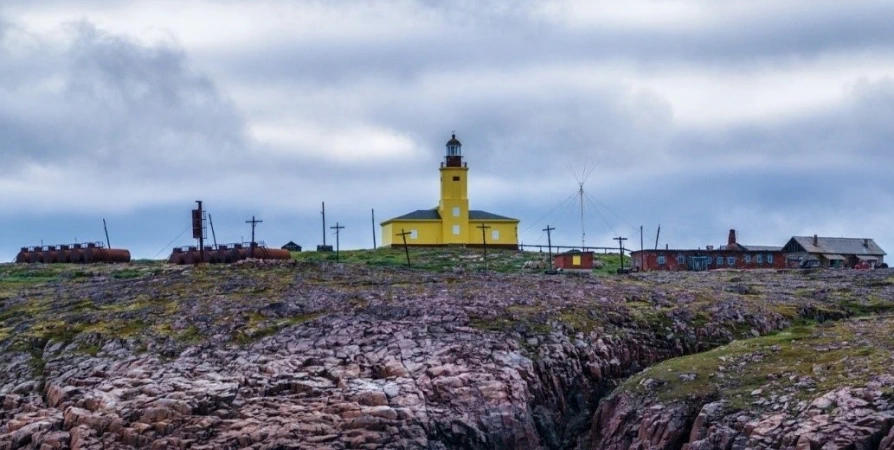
left=438, top=134, right=469, bottom=244
left=380, top=134, right=519, bottom=248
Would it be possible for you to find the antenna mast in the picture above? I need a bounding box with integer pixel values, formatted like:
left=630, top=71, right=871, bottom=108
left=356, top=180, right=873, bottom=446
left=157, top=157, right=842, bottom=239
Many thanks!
left=567, top=159, right=595, bottom=250
left=579, top=181, right=585, bottom=250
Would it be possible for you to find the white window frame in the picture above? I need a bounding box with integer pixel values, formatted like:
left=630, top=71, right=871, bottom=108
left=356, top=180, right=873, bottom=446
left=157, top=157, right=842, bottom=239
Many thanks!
left=491, top=230, right=500, bottom=240
left=452, top=225, right=461, bottom=235
left=410, top=229, right=418, bottom=240
left=452, top=206, right=460, bottom=217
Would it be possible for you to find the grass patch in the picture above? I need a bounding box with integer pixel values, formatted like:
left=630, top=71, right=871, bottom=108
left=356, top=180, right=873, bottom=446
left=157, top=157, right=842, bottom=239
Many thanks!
left=840, top=296, right=894, bottom=316
left=176, top=325, right=202, bottom=343
left=232, top=312, right=322, bottom=345
left=622, top=317, right=894, bottom=411
left=111, top=268, right=143, bottom=280
left=292, top=247, right=537, bottom=273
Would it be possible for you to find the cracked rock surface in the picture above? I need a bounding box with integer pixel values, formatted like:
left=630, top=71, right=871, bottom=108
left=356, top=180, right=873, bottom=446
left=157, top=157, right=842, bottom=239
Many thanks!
left=1, top=260, right=892, bottom=449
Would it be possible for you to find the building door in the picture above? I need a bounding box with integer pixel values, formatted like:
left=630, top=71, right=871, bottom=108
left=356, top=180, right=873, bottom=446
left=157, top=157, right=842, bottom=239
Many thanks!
left=688, top=256, right=709, bottom=272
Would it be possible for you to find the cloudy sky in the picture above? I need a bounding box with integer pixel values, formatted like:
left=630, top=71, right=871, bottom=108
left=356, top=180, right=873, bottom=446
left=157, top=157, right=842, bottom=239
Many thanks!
left=2, top=0, right=893, bottom=261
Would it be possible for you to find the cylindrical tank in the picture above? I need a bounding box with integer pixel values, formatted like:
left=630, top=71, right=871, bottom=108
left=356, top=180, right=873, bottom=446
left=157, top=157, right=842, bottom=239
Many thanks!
left=88, top=248, right=131, bottom=263
left=254, top=247, right=292, bottom=260
left=43, top=246, right=60, bottom=264
left=70, top=245, right=85, bottom=263
left=15, top=247, right=30, bottom=263
left=29, top=247, right=41, bottom=263
left=168, top=247, right=184, bottom=264
left=83, top=243, right=98, bottom=263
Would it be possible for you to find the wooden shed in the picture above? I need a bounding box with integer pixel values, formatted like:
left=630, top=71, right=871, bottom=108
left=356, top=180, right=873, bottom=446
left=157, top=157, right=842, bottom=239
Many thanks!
left=553, top=250, right=595, bottom=270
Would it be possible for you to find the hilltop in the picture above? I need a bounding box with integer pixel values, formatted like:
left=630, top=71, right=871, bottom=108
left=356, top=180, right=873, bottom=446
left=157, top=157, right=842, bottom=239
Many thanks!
left=0, top=250, right=893, bottom=449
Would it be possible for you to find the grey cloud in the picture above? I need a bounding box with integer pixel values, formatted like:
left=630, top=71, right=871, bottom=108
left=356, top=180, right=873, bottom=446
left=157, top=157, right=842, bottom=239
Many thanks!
left=211, top=2, right=894, bottom=88
left=1, top=2, right=893, bottom=259
left=669, top=78, right=894, bottom=172
left=0, top=20, right=248, bottom=179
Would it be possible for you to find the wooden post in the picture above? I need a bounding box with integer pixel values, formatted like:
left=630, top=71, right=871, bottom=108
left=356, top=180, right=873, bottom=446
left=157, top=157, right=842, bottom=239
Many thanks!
left=330, top=222, right=345, bottom=262
left=397, top=229, right=412, bottom=267
left=477, top=223, right=491, bottom=273
left=543, top=225, right=555, bottom=272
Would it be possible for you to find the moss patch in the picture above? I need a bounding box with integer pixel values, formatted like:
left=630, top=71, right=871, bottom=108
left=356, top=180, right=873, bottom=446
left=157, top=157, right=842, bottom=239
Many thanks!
left=622, top=316, right=894, bottom=412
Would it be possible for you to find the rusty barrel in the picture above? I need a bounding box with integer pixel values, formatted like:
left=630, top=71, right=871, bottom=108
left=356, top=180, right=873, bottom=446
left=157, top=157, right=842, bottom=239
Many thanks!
left=15, top=247, right=30, bottom=263
left=43, top=246, right=60, bottom=264
left=253, top=247, right=291, bottom=260
left=58, top=245, right=71, bottom=263
left=69, top=245, right=85, bottom=263
left=89, top=248, right=131, bottom=263
left=168, top=248, right=186, bottom=265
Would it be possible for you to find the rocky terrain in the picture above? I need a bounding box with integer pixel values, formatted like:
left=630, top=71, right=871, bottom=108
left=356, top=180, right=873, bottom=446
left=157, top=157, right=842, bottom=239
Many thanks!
left=0, top=255, right=892, bottom=449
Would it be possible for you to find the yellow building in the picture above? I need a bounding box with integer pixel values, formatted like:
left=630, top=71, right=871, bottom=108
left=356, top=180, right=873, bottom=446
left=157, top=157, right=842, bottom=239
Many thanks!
left=381, top=134, right=520, bottom=249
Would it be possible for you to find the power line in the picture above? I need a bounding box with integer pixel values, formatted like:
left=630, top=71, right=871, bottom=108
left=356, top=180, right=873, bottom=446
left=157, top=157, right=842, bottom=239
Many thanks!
left=583, top=193, right=618, bottom=238
left=585, top=192, right=640, bottom=232
left=152, top=225, right=191, bottom=259
left=521, top=193, right=577, bottom=233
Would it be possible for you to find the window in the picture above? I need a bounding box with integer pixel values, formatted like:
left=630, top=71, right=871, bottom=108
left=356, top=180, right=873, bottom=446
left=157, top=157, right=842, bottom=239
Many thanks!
left=452, top=225, right=461, bottom=235
left=452, top=206, right=460, bottom=217
left=756, top=254, right=763, bottom=264
left=717, top=256, right=723, bottom=265
left=707, top=257, right=712, bottom=265
left=410, top=229, right=418, bottom=240
left=491, top=230, right=500, bottom=240
left=745, top=254, right=751, bottom=263
left=767, top=254, right=773, bottom=263
left=657, top=255, right=666, bottom=265
left=728, top=257, right=736, bottom=266
left=572, top=255, right=581, bottom=266
left=452, top=176, right=460, bottom=181
left=677, top=256, right=685, bottom=265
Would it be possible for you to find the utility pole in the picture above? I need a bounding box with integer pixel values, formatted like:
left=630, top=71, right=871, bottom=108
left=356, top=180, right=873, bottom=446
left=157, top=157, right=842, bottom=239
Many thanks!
left=209, top=214, right=218, bottom=248
left=477, top=223, right=491, bottom=274
left=578, top=182, right=585, bottom=250
left=330, top=222, right=344, bottom=262
left=654, top=224, right=661, bottom=251
left=614, top=236, right=628, bottom=273
left=321, top=202, right=327, bottom=247
left=397, top=229, right=412, bottom=267
left=640, top=225, right=644, bottom=272
left=193, top=200, right=204, bottom=264
left=543, top=225, right=555, bottom=272
left=371, top=209, right=377, bottom=249
left=246, top=216, right=263, bottom=258
left=102, top=219, right=111, bottom=249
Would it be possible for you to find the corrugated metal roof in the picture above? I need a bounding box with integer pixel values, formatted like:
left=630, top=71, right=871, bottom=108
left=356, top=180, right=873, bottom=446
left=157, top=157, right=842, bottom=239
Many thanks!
left=469, top=210, right=517, bottom=221
left=790, top=236, right=886, bottom=256
left=739, top=245, right=783, bottom=252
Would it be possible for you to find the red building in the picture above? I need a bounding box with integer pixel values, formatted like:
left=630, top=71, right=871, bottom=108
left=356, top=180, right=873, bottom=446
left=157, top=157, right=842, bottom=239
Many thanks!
left=631, top=229, right=786, bottom=271
left=553, top=250, right=595, bottom=270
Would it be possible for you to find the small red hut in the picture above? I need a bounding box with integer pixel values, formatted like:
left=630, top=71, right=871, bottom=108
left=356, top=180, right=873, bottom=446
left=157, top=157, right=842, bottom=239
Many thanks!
left=553, top=250, right=595, bottom=270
